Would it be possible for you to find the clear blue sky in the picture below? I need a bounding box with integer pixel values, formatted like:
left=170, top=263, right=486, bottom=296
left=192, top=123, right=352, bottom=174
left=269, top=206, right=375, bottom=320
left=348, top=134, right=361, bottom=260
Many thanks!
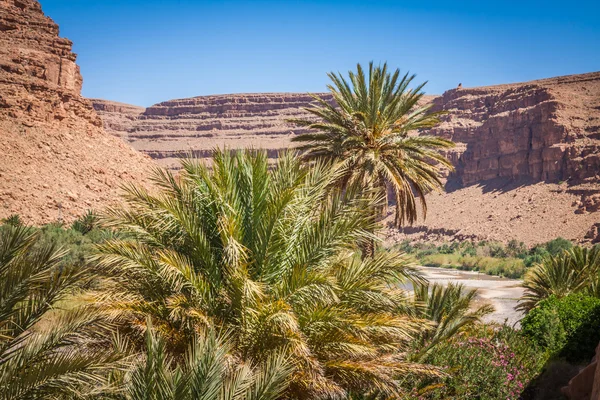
left=40, top=0, right=600, bottom=107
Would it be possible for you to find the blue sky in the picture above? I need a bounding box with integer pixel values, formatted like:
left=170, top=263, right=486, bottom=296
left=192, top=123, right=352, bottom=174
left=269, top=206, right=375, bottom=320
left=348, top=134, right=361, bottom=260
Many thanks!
left=40, top=0, right=600, bottom=107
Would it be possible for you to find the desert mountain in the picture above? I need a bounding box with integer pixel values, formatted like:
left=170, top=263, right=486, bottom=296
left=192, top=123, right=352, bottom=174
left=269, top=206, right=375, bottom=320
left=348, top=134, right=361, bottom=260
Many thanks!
left=92, top=72, right=600, bottom=245
left=0, top=0, right=155, bottom=224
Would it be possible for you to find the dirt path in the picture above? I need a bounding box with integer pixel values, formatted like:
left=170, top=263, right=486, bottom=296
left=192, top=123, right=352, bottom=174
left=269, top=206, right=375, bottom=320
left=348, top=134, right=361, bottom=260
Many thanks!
left=416, top=266, right=525, bottom=326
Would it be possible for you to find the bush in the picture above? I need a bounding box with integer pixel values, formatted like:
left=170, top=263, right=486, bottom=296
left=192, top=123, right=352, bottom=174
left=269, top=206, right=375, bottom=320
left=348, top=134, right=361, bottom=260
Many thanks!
left=407, top=325, right=547, bottom=400
left=507, top=239, right=528, bottom=259
left=521, top=293, right=600, bottom=362
left=0, top=222, right=110, bottom=268
left=420, top=253, right=526, bottom=279
left=544, top=237, right=573, bottom=257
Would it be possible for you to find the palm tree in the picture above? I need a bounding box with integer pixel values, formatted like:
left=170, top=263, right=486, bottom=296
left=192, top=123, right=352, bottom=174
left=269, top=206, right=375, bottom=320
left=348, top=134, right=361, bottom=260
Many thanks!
left=289, top=62, right=455, bottom=227
left=0, top=225, right=121, bottom=399
left=93, top=149, right=430, bottom=398
left=411, top=282, right=494, bottom=361
left=123, top=321, right=293, bottom=400
left=519, top=246, right=600, bottom=311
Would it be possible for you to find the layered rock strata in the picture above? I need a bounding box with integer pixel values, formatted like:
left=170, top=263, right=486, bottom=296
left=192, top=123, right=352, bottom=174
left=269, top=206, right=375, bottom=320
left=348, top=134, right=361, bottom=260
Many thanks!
left=0, top=0, right=154, bottom=224
left=94, top=93, right=335, bottom=169
left=430, top=72, right=600, bottom=187
left=93, top=73, right=600, bottom=244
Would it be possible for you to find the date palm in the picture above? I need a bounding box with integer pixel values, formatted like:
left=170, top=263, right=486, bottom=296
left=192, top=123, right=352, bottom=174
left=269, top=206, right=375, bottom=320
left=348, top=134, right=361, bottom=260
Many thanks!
left=519, top=246, right=600, bottom=311
left=93, top=149, right=430, bottom=399
left=0, top=225, right=120, bottom=399
left=123, top=321, right=293, bottom=400
left=289, top=62, right=455, bottom=226
left=411, top=282, right=494, bottom=361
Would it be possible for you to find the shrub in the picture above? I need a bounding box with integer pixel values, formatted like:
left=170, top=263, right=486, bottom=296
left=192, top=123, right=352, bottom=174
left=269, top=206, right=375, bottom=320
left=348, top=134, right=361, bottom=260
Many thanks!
left=1, top=214, right=23, bottom=226
left=521, top=293, right=600, bottom=362
left=524, top=246, right=549, bottom=267
left=507, top=239, right=528, bottom=258
left=544, top=237, right=573, bottom=256
left=488, top=242, right=508, bottom=258
left=406, top=325, right=547, bottom=400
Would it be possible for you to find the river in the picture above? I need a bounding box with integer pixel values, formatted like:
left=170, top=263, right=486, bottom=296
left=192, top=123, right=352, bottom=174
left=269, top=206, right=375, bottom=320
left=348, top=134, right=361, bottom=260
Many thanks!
left=415, top=266, right=525, bottom=326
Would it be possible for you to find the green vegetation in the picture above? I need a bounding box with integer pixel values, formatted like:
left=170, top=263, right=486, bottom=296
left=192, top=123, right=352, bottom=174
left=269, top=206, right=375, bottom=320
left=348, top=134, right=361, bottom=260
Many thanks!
left=520, top=246, right=600, bottom=310
left=0, top=225, right=121, bottom=399
left=521, top=293, right=600, bottom=362
left=289, top=62, right=454, bottom=227
left=92, top=150, right=432, bottom=398
left=405, top=325, right=547, bottom=400
left=3, top=61, right=599, bottom=399
left=124, top=322, right=293, bottom=400
left=411, top=282, right=494, bottom=361
left=392, top=237, right=583, bottom=279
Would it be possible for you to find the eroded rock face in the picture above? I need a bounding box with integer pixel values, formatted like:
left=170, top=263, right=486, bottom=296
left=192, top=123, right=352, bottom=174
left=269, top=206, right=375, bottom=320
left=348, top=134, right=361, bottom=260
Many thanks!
left=94, top=93, right=336, bottom=169
left=429, top=72, right=600, bottom=187
left=92, top=73, right=600, bottom=244
left=0, top=0, right=154, bottom=224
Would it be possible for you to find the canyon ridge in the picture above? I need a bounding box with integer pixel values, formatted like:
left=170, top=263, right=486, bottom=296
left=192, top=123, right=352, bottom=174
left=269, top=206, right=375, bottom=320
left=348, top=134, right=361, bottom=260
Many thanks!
left=92, top=73, right=600, bottom=246
left=0, top=0, right=154, bottom=224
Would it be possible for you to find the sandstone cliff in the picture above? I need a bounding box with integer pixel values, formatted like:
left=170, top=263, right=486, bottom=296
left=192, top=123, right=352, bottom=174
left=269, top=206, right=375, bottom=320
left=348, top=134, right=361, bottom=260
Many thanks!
left=0, top=0, right=154, bottom=224
left=92, top=73, right=600, bottom=245
left=94, top=93, right=335, bottom=169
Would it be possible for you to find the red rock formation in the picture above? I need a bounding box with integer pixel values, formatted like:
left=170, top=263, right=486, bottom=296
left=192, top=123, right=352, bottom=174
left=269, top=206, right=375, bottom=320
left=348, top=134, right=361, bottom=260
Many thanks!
left=93, top=93, right=336, bottom=169
left=0, top=0, right=154, bottom=224
left=430, top=72, right=600, bottom=187
left=92, top=73, right=600, bottom=245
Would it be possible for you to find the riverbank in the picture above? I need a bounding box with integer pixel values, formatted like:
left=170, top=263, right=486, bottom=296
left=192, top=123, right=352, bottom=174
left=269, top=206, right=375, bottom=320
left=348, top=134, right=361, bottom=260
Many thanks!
left=416, top=266, right=525, bottom=325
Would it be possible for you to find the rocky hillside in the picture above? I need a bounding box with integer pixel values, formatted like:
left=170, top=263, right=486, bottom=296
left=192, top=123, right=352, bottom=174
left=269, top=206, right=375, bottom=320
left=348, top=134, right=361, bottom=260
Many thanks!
left=93, top=93, right=335, bottom=169
left=0, top=0, right=154, bottom=224
left=92, top=74, right=600, bottom=245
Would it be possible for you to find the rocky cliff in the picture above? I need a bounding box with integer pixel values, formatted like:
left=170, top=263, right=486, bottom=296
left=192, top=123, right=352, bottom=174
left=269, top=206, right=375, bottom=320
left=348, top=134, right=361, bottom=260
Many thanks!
left=94, top=93, right=335, bottom=169
left=0, top=0, right=154, bottom=224
left=92, top=73, right=600, bottom=245
left=430, top=72, right=600, bottom=188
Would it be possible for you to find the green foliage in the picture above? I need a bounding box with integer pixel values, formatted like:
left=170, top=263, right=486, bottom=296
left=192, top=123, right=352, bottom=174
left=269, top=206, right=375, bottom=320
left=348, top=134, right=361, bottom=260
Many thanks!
left=124, top=322, right=293, bottom=400
left=1, top=214, right=22, bottom=226
left=506, top=239, right=528, bottom=259
left=520, top=293, right=600, bottom=362
left=0, top=225, right=121, bottom=399
left=395, top=238, right=578, bottom=280
left=94, top=150, right=429, bottom=398
left=544, top=237, right=573, bottom=256
left=420, top=253, right=526, bottom=279
left=71, top=209, right=99, bottom=235
left=411, top=283, right=494, bottom=360
left=289, top=62, right=454, bottom=226
left=519, top=246, right=600, bottom=310
left=406, top=325, right=547, bottom=400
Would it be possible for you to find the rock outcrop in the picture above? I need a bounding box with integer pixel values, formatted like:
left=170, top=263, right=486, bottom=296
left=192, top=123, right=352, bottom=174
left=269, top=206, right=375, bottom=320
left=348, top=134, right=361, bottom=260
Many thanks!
left=94, top=93, right=335, bottom=169
left=92, top=73, right=600, bottom=245
left=429, top=72, right=600, bottom=187
left=0, top=0, right=154, bottom=224
left=562, top=342, right=600, bottom=400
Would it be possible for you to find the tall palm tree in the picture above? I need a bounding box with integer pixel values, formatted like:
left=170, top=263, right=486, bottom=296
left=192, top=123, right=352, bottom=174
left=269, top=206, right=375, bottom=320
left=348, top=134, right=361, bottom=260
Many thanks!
left=410, top=282, right=494, bottom=361
left=93, top=149, right=430, bottom=399
left=123, top=321, right=293, bottom=400
left=519, top=246, right=600, bottom=311
left=0, top=225, right=121, bottom=399
left=289, top=62, right=455, bottom=226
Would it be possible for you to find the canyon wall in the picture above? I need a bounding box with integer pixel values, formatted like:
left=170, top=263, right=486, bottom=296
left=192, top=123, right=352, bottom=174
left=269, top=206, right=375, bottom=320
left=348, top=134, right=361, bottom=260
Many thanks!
left=93, top=93, right=334, bottom=169
left=0, top=0, right=154, bottom=224
left=92, top=73, right=600, bottom=244
left=429, top=73, right=600, bottom=188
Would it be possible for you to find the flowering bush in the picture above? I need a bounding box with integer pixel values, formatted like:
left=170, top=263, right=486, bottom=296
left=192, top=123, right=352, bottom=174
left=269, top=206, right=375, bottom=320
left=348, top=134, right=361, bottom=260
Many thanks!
left=406, top=325, right=547, bottom=400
